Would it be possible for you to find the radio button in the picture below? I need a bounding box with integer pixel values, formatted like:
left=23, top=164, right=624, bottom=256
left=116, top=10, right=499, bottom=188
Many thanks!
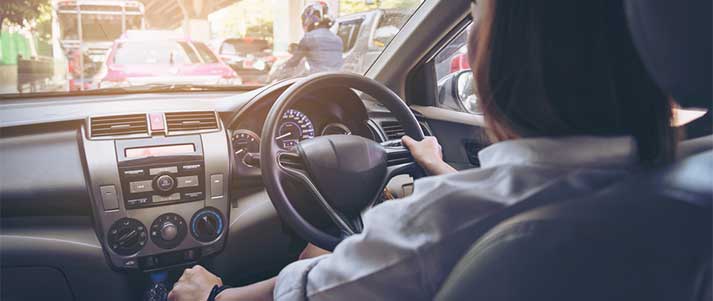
left=156, top=175, right=176, bottom=192
left=210, top=174, right=224, bottom=198
left=184, top=191, right=204, bottom=200
left=152, top=193, right=180, bottom=203
left=127, top=197, right=149, bottom=207
left=123, top=169, right=146, bottom=176
left=99, top=185, right=119, bottom=211
left=177, top=176, right=199, bottom=188
left=149, top=166, right=178, bottom=175
left=129, top=180, right=154, bottom=193
left=181, top=164, right=202, bottom=171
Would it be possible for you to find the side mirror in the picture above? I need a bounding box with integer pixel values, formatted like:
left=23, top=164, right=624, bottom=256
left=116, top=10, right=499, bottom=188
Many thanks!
left=453, top=70, right=480, bottom=114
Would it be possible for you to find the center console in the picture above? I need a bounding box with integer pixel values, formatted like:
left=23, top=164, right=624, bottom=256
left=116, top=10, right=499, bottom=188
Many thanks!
left=81, top=111, right=231, bottom=271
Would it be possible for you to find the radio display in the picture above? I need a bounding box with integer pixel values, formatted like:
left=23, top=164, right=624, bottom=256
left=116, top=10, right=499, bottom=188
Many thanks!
left=125, top=144, right=195, bottom=158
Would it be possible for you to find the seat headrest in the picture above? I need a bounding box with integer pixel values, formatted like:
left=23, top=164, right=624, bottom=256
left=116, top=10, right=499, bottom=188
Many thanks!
left=625, top=0, right=712, bottom=107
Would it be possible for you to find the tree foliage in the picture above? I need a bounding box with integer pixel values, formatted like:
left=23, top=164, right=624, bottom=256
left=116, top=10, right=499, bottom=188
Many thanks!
left=0, top=0, right=51, bottom=32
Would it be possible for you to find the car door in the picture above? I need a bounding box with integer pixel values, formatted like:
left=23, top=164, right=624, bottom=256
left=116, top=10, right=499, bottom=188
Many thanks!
left=415, top=23, right=488, bottom=170
left=395, top=21, right=487, bottom=171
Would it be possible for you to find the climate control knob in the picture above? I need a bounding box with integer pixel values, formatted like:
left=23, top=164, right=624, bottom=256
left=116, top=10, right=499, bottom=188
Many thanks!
left=150, top=213, right=187, bottom=249
left=107, top=218, right=147, bottom=256
left=160, top=222, right=178, bottom=241
left=191, top=208, right=224, bottom=242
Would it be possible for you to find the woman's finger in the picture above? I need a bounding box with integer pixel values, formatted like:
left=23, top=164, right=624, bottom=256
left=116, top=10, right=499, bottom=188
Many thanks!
left=401, top=135, right=415, bottom=147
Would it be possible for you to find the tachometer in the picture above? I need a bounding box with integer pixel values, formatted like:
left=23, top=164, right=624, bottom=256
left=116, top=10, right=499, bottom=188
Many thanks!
left=276, top=109, right=314, bottom=149
left=232, top=129, right=260, bottom=166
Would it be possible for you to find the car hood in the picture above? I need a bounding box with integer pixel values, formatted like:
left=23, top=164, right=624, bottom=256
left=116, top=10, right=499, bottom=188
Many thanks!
left=110, top=63, right=230, bottom=77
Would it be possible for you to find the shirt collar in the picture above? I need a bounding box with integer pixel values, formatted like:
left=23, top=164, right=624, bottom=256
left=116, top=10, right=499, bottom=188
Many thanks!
left=478, top=136, right=638, bottom=169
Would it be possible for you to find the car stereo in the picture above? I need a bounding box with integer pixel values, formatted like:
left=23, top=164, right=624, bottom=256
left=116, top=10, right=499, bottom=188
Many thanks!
left=116, top=137, right=206, bottom=209
left=83, top=112, right=230, bottom=271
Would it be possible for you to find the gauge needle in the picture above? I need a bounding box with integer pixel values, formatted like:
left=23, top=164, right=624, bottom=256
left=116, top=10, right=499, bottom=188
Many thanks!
left=235, top=149, right=245, bottom=156
left=276, top=132, right=292, bottom=140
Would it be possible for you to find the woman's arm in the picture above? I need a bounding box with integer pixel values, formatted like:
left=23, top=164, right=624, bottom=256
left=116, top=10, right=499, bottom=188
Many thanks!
left=215, top=278, right=276, bottom=301
left=167, top=266, right=276, bottom=301
left=402, top=136, right=457, bottom=175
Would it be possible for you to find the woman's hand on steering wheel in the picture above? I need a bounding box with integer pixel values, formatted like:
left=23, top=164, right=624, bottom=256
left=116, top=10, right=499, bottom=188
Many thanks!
left=402, top=136, right=457, bottom=176
left=261, top=72, right=427, bottom=251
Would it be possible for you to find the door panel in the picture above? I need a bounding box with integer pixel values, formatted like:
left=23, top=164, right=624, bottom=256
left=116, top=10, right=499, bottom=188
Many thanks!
left=413, top=106, right=489, bottom=170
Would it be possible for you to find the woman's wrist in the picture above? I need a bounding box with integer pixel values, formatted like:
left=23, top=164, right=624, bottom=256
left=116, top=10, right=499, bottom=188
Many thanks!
left=212, top=278, right=276, bottom=301
left=423, top=160, right=457, bottom=175
left=209, top=285, right=232, bottom=301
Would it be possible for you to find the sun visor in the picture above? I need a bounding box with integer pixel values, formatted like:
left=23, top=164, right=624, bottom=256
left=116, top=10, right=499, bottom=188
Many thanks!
left=624, top=0, right=712, bottom=107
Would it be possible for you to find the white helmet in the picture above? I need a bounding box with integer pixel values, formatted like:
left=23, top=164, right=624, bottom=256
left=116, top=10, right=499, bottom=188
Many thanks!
left=301, top=1, right=333, bottom=31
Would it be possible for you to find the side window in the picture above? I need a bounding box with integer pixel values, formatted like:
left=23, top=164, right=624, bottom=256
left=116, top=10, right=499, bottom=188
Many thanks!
left=372, top=13, right=407, bottom=48
left=336, top=19, right=363, bottom=52
left=220, top=43, right=237, bottom=55
left=433, top=24, right=479, bottom=114
left=193, top=42, right=220, bottom=64
left=178, top=42, right=201, bottom=64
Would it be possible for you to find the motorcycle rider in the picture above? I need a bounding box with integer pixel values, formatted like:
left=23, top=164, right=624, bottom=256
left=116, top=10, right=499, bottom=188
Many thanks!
left=283, top=1, right=344, bottom=74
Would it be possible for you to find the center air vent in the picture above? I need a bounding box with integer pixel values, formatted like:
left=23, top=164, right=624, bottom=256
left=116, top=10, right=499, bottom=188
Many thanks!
left=165, top=111, right=219, bottom=134
left=380, top=120, right=431, bottom=141
left=89, top=114, right=149, bottom=138
left=380, top=121, right=406, bottom=140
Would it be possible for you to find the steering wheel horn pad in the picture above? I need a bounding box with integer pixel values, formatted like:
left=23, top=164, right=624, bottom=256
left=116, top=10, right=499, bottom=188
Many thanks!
left=297, top=135, right=388, bottom=217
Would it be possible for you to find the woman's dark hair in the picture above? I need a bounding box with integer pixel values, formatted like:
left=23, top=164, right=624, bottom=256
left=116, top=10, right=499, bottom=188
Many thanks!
left=469, top=0, right=675, bottom=166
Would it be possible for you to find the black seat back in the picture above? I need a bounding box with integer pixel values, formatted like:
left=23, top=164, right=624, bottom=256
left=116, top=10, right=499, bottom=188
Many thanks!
left=437, top=0, right=711, bottom=299
left=436, top=151, right=712, bottom=301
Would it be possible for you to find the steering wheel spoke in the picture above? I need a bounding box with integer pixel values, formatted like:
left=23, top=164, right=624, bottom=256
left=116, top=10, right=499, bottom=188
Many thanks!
left=277, top=151, right=359, bottom=236
left=383, top=142, right=423, bottom=179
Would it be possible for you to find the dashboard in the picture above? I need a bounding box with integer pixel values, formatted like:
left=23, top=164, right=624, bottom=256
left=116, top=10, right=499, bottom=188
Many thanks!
left=0, top=81, right=391, bottom=276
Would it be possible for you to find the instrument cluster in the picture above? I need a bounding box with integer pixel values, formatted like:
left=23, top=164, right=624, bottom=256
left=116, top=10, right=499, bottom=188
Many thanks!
left=231, top=108, right=352, bottom=171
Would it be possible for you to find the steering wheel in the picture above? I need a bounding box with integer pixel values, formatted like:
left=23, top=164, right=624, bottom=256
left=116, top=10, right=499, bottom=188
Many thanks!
left=260, top=72, right=425, bottom=251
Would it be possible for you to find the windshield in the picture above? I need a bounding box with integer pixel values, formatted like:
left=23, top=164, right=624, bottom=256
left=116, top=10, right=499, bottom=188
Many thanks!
left=114, top=41, right=196, bottom=65
left=1, top=0, right=423, bottom=95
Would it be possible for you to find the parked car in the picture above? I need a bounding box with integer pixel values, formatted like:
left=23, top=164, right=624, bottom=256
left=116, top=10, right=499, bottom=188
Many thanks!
left=98, top=30, right=240, bottom=88
left=333, top=9, right=410, bottom=74
left=216, top=38, right=276, bottom=84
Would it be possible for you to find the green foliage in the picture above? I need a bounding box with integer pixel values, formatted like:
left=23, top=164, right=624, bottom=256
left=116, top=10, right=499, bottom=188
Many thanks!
left=0, top=0, right=51, bottom=32
left=246, top=19, right=273, bottom=40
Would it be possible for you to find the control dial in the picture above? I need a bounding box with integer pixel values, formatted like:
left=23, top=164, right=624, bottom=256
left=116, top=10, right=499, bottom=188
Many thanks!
left=155, top=174, right=176, bottom=193
left=107, top=218, right=147, bottom=256
left=191, top=208, right=224, bottom=242
left=150, top=213, right=187, bottom=249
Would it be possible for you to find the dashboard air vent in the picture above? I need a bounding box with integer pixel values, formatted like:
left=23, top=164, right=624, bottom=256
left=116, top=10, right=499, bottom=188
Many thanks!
left=89, top=114, right=149, bottom=138
left=380, top=121, right=405, bottom=140
left=165, top=111, right=219, bottom=134
left=379, top=120, right=432, bottom=141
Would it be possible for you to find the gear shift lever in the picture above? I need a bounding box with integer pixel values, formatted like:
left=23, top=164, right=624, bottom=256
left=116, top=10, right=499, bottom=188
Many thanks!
left=143, top=272, right=169, bottom=301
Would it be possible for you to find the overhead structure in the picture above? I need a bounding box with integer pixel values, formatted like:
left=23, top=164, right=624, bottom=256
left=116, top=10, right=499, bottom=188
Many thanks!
left=141, top=0, right=237, bottom=28
left=139, top=0, right=339, bottom=46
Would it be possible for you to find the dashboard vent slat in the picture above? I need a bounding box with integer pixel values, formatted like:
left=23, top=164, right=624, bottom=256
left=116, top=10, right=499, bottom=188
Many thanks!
left=89, top=114, right=148, bottom=138
left=379, top=120, right=432, bottom=141
left=165, top=111, right=219, bottom=134
left=380, top=121, right=406, bottom=140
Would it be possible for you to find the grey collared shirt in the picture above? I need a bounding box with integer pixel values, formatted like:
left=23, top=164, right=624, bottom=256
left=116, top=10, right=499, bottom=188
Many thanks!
left=285, top=28, right=344, bottom=73
left=274, top=136, right=638, bottom=301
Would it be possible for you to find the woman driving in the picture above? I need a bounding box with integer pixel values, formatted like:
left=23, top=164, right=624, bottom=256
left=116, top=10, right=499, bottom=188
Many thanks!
left=168, top=0, right=674, bottom=300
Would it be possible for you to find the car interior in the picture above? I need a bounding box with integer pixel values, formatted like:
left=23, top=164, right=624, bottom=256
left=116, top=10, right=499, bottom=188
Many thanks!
left=0, top=0, right=710, bottom=300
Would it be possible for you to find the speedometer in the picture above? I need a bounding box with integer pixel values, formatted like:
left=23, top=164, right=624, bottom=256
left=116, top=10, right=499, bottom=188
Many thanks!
left=276, top=109, right=315, bottom=149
